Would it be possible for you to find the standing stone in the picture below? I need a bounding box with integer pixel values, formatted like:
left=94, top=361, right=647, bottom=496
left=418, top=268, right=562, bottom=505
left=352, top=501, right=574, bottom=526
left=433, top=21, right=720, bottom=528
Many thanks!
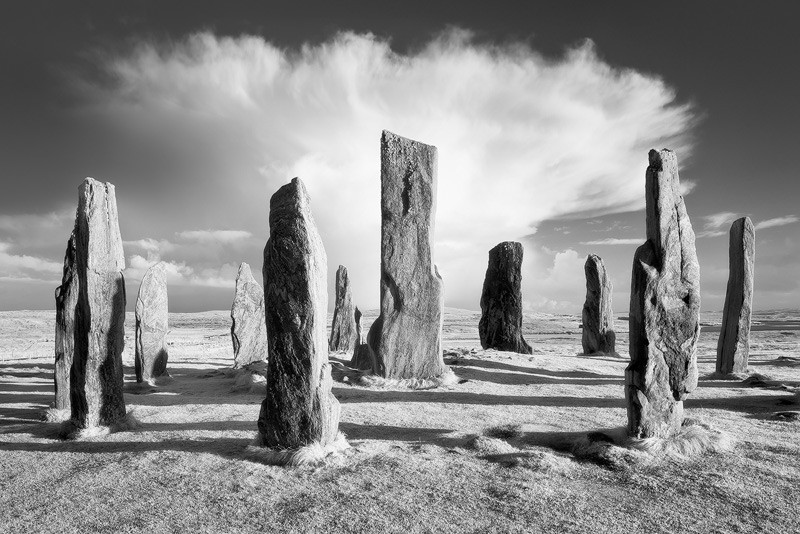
left=257, top=178, right=340, bottom=450
left=328, top=265, right=357, bottom=352
left=626, top=150, right=700, bottom=439
left=716, top=217, right=755, bottom=375
left=230, top=262, right=268, bottom=368
left=135, top=262, right=169, bottom=383
left=68, top=178, right=127, bottom=433
left=478, top=241, right=532, bottom=354
left=366, top=130, right=446, bottom=379
left=581, top=254, right=615, bottom=355
left=350, top=307, right=374, bottom=371
left=54, top=232, right=78, bottom=414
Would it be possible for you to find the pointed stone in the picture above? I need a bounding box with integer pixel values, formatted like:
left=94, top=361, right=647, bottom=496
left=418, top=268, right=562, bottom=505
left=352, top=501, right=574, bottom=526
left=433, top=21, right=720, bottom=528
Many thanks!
left=68, top=178, right=127, bottom=433
left=135, top=262, right=169, bottom=383
left=626, top=150, right=700, bottom=439
left=367, top=130, right=446, bottom=379
left=479, top=241, right=532, bottom=354
left=716, top=217, right=755, bottom=374
left=230, top=262, right=268, bottom=368
left=258, top=178, right=340, bottom=449
left=54, top=232, right=78, bottom=413
left=350, top=307, right=374, bottom=371
left=581, top=254, right=615, bottom=355
left=329, top=265, right=357, bottom=352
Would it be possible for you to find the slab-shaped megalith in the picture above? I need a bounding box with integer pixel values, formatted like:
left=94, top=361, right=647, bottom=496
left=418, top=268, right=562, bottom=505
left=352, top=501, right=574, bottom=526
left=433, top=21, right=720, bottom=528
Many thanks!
left=329, top=265, right=357, bottom=352
left=54, top=232, right=78, bottom=414
left=68, top=178, right=128, bottom=433
left=716, top=217, right=755, bottom=375
left=258, top=178, right=341, bottom=451
left=581, top=254, right=615, bottom=355
left=230, top=262, right=268, bottom=368
left=366, top=130, right=446, bottom=379
left=350, top=307, right=375, bottom=371
left=626, top=149, right=700, bottom=439
left=135, top=262, right=169, bottom=383
left=478, top=241, right=532, bottom=354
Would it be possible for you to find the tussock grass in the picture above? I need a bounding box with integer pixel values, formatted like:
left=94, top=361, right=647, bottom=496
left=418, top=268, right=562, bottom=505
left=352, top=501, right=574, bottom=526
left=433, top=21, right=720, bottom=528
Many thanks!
left=41, top=407, right=70, bottom=423
left=356, top=367, right=459, bottom=390
left=244, top=432, right=350, bottom=466
left=483, top=423, right=524, bottom=440
left=58, top=410, right=142, bottom=440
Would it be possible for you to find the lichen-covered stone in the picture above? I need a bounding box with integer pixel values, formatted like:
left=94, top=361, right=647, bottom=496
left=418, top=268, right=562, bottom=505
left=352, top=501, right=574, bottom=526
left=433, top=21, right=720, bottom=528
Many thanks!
left=581, top=254, right=615, bottom=355
left=54, top=232, right=78, bottom=412
left=135, top=262, right=169, bottom=383
left=478, top=241, right=532, bottom=354
left=350, top=307, right=374, bottom=371
left=69, top=178, right=127, bottom=431
left=716, top=217, right=755, bottom=374
left=230, top=262, right=268, bottom=368
left=366, top=130, right=446, bottom=379
left=329, top=265, right=357, bottom=352
left=258, top=178, right=340, bottom=449
left=626, top=150, right=700, bottom=439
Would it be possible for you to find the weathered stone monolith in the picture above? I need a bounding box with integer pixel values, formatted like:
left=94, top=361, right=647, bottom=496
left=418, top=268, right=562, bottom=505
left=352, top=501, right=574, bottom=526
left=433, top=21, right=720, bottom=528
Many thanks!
left=581, top=254, right=615, bottom=355
left=230, top=262, right=268, bottom=368
left=66, top=178, right=129, bottom=436
left=350, top=307, right=374, bottom=371
left=479, top=241, right=532, bottom=354
left=257, top=177, right=342, bottom=457
left=329, top=265, right=357, bottom=352
left=366, top=130, right=446, bottom=380
left=135, top=262, right=169, bottom=384
left=53, top=232, right=77, bottom=417
left=626, top=149, right=700, bottom=439
left=716, top=217, right=755, bottom=375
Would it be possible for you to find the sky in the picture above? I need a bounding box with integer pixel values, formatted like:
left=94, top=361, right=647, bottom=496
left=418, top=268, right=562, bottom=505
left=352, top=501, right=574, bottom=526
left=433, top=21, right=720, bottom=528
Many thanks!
left=1, top=1, right=798, bottom=313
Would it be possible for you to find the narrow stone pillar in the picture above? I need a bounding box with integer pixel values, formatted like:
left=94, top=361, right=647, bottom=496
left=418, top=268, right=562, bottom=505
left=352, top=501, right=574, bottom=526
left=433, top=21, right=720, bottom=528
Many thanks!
left=350, top=307, right=374, bottom=371
left=53, top=232, right=77, bottom=417
left=135, top=262, right=169, bottom=384
left=230, top=262, right=268, bottom=368
left=478, top=241, right=532, bottom=354
left=581, top=254, right=615, bottom=355
left=716, top=217, right=755, bottom=374
left=329, top=265, right=357, bottom=352
left=626, top=150, right=700, bottom=439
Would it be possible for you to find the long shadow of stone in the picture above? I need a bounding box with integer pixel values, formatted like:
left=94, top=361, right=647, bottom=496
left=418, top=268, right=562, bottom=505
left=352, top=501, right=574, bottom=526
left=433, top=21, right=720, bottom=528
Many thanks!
left=339, top=422, right=466, bottom=447
left=0, top=363, right=54, bottom=379
left=685, top=393, right=796, bottom=414
left=452, top=358, right=619, bottom=379
left=454, top=366, right=623, bottom=387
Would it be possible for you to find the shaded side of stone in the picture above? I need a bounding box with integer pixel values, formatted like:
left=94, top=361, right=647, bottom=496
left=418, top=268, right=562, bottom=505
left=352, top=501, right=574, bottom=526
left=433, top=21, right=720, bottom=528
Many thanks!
left=367, top=130, right=445, bottom=379
left=258, top=177, right=340, bottom=449
left=328, top=265, right=357, bottom=352
left=230, top=262, right=268, bottom=368
left=625, top=150, right=700, bottom=439
left=350, top=307, right=375, bottom=371
left=135, top=262, right=169, bottom=382
left=581, top=254, right=615, bottom=354
left=716, top=217, right=755, bottom=374
left=478, top=241, right=532, bottom=354
left=54, top=231, right=78, bottom=411
left=69, top=178, right=127, bottom=430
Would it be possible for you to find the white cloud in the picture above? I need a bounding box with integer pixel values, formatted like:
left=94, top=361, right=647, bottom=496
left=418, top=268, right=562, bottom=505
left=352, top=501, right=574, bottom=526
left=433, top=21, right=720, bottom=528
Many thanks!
left=0, top=241, right=62, bottom=283
left=524, top=248, right=586, bottom=312
left=80, top=29, right=696, bottom=310
left=175, top=230, right=253, bottom=243
left=125, top=254, right=236, bottom=288
left=123, top=238, right=177, bottom=254
left=580, top=238, right=641, bottom=246
left=755, top=215, right=799, bottom=231
left=696, top=211, right=739, bottom=238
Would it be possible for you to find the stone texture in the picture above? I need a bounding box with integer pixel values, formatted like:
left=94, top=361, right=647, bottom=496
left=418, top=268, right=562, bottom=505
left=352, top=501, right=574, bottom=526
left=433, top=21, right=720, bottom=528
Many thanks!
left=716, top=217, right=755, bottom=374
left=366, top=130, right=446, bottom=379
left=581, top=254, right=615, bottom=355
left=258, top=178, right=340, bottom=449
left=626, top=150, right=700, bottom=439
left=135, top=262, right=169, bottom=383
left=328, top=265, right=357, bottom=352
left=69, top=178, right=127, bottom=430
left=350, top=307, right=374, bottom=371
left=230, top=262, right=268, bottom=368
left=478, top=241, right=532, bottom=354
left=54, top=232, right=78, bottom=412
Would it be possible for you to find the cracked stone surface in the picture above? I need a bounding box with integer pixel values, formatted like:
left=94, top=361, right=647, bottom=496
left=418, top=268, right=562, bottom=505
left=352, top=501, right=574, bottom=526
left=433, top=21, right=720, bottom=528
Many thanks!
left=329, top=265, right=357, bottom=352
left=135, top=262, right=169, bottom=383
left=230, top=262, right=268, bottom=368
left=581, top=254, right=615, bottom=355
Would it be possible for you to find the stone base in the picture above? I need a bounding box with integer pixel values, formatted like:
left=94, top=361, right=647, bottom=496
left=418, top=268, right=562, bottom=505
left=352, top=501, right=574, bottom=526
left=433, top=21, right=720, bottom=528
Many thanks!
left=58, top=410, right=141, bottom=440
left=41, top=407, right=71, bottom=423
left=245, top=432, right=350, bottom=466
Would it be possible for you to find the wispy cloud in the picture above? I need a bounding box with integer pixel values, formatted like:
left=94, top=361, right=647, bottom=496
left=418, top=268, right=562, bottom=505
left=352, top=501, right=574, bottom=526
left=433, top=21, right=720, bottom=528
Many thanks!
left=175, top=230, right=253, bottom=243
left=755, top=215, right=799, bottom=231
left=0, top=242, right=62, bottom=283
left=125, top=255, right=236, bottom=288
left=580, top=238, right=641, bottom=246
left=696, top=211, right=739, bottom=238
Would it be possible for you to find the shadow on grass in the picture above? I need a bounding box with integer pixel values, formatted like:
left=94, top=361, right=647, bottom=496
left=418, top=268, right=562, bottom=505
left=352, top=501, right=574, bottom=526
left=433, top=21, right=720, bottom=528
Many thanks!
left=454, top=367, right=623, bottom=387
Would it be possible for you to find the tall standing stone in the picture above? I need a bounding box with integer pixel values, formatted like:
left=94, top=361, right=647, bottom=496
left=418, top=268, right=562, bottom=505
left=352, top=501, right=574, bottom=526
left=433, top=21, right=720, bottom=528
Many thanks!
left=230, top=262, right=268, bottom=368
left=716, top=217, right=755, bottom=375
left=135, top=262, right=169, bottom=383
left=257, top=178, right=340, bottom=450
left=328, top=265, right=357, bottom=352
left=366, top=130, right=446, bottom=380
left=478, top=241, right=532, bottom=354
left=350, top=307, right=374, bottom=371
left=53, top=232, right=78, bottom=414
left=68, top=178, right=127, bottom=433
left=581, top=254, right=615, bottom=355
left=626, top=150, right=700, bottom=439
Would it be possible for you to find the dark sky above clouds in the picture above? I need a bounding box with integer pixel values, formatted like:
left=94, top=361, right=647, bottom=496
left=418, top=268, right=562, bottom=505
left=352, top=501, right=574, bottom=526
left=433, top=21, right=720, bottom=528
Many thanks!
left=1, top=1, right=798, bottom=312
